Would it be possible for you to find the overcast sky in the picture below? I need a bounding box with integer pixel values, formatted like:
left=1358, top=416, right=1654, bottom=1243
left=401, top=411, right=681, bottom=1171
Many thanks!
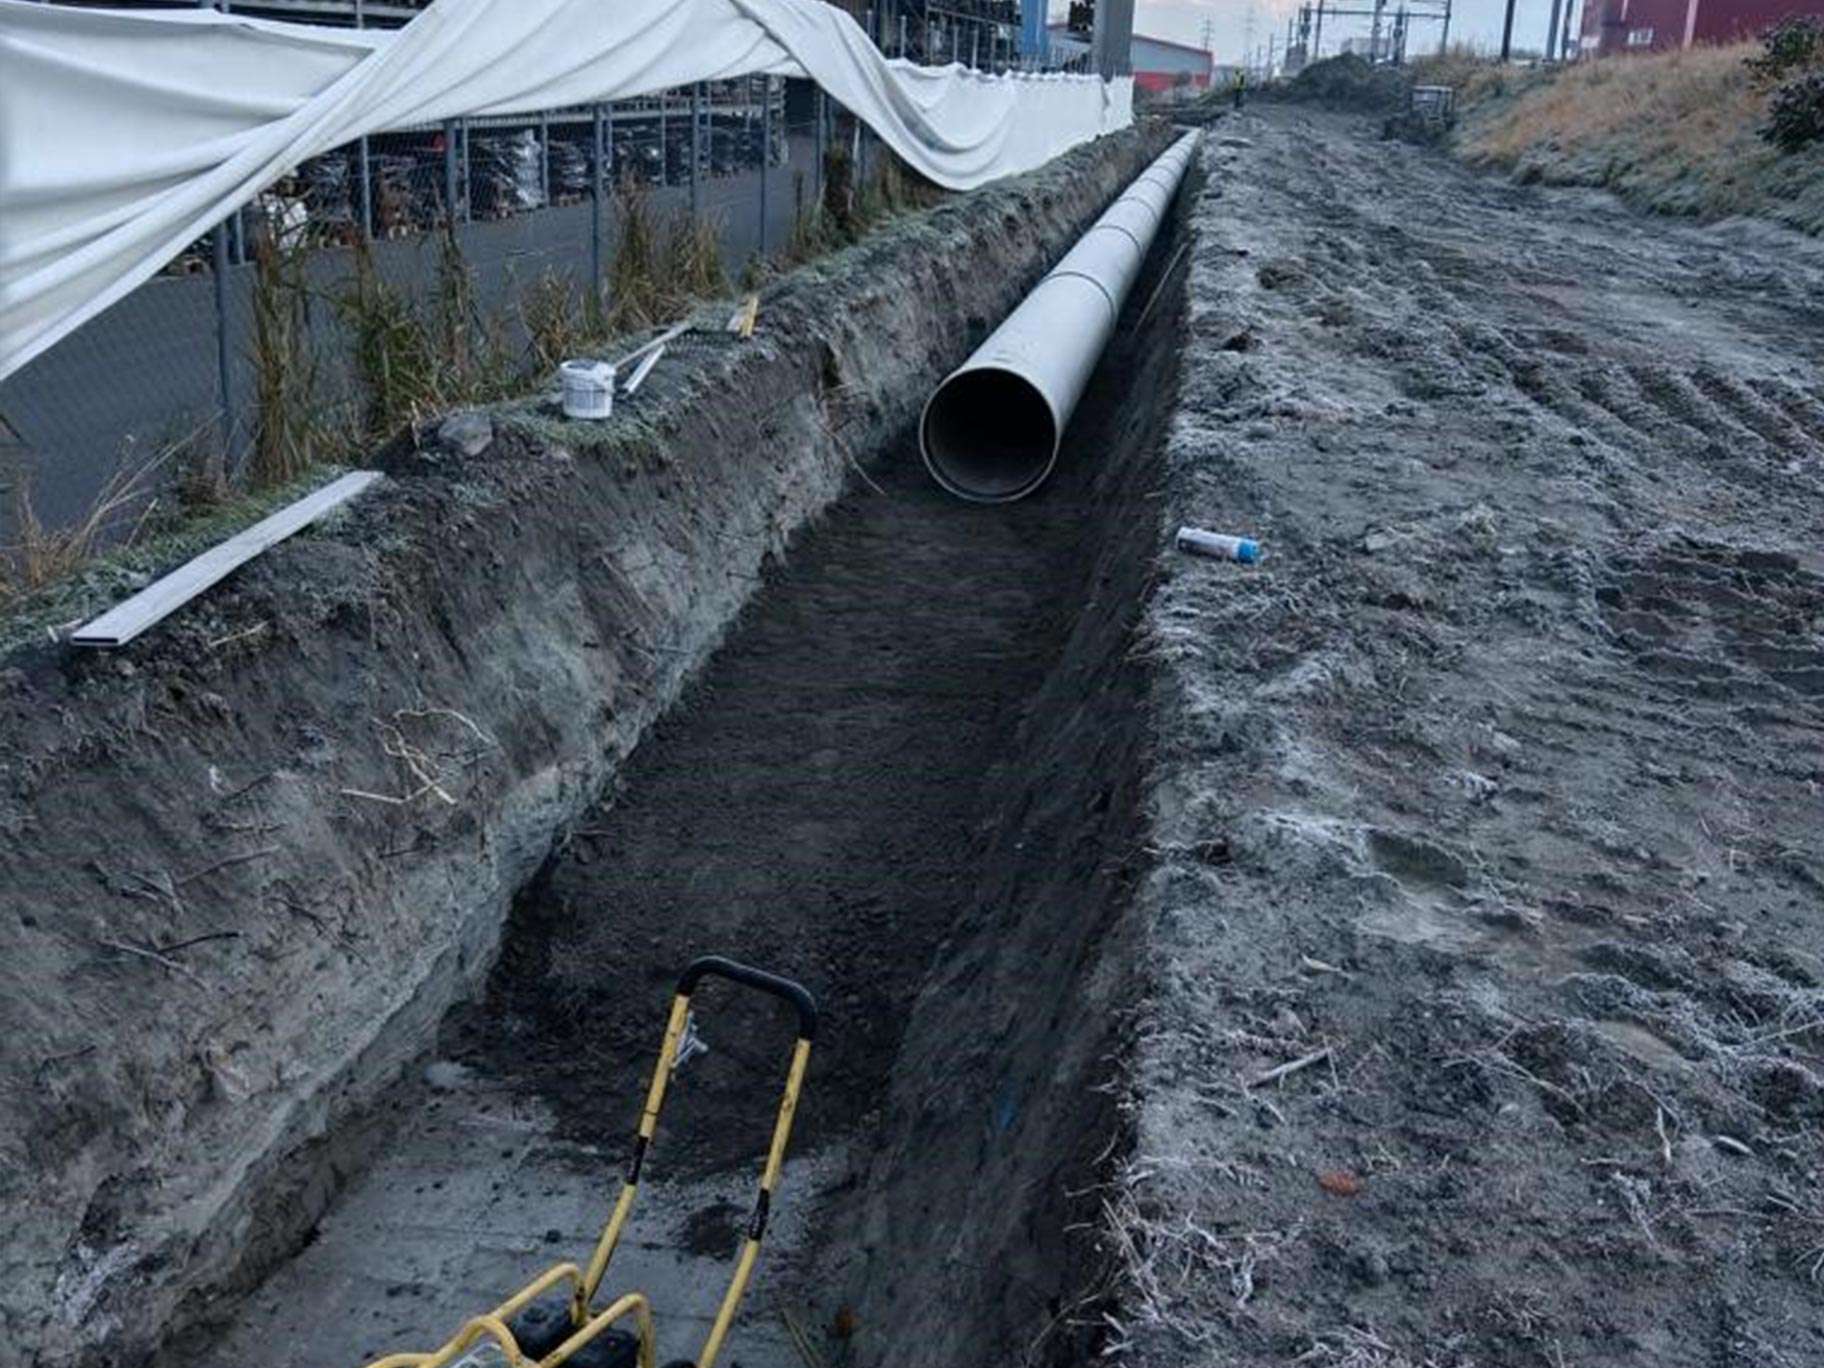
left=1122, top=0, right=1574, bottom=65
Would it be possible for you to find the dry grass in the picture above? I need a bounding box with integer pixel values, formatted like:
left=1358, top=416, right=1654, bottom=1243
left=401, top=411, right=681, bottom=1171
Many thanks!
left=602, top=181, right=726, bottom=333
left=339, top=237, right=441, bottom=436
left=1452, top=44, right=1824, bottom=232
left=519, top=269, right=587, bottom=374
left=660, top=208, right=729, bottom=306
left=1, top=446, right=172, bottom=601
left=1461, top=44, right=1763, bottom=167
left=1404, top=45, right=1500, bottom=94
left=249, top=232, right=330, bottom=490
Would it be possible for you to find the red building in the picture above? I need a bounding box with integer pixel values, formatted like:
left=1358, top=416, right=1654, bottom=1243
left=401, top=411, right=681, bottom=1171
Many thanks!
left=1049, top=23, right=1213, bottom=90
left=1579, top=0, right=1824, bottom=55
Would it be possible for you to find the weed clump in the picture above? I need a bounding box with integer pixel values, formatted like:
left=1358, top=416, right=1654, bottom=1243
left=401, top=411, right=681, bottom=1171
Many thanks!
left=340, top=237, right=439, bottom=436
left=1747, top=16, right=1824, bottom=86
left=1750, top=19, right=1824, bottom=152
left=1763, top=70, right=1824, bottom=151
left=520, top=270, right=586, bottom=374
left=250, top=231, right=326, bottom=489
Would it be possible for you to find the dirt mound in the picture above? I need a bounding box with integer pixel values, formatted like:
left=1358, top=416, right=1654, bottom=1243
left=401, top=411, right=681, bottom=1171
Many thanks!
left=1282, top=54, right=1406, bottom=110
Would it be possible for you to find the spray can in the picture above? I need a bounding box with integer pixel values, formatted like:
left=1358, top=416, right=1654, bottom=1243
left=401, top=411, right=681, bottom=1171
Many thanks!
left=1175, top=526, right=1262, bottom=564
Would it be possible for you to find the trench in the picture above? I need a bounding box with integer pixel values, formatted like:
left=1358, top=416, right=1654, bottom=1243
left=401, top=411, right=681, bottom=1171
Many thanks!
left=163, top=155, right=1191, bottom=1368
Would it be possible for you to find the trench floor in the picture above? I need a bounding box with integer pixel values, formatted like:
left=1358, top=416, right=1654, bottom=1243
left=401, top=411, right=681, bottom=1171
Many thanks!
left=179, top=206, right=1183, bottom=1367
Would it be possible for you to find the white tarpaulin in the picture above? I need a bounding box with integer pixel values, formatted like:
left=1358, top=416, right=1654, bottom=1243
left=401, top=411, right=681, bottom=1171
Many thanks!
left=0, top=0, right=1132, bottom=384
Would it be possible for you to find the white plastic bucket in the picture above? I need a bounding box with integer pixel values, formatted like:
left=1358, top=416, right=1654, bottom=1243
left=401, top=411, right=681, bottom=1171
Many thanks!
left=560, top=359, right=616, bottom=420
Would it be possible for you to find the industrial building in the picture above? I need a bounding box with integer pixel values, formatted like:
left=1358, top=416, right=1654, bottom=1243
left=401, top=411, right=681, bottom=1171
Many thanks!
left=1049, top=21, right=1211, bottom=89
left=1577, top=0, right=1824, bottom=53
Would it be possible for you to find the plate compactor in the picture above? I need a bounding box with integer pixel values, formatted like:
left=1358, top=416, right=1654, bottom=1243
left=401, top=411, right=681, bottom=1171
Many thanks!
left=365, top=956, right=818, bottom=1368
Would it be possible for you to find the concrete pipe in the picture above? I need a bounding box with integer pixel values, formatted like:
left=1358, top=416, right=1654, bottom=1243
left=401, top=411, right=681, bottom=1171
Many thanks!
left=920, top=131, right=1200, bottom=502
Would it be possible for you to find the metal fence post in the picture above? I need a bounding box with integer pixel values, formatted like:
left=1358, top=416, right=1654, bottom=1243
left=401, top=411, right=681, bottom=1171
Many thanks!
left=358, top=137, right=373, bottom=242
left=691, top=82, right=703, bottom=220
left=758, top=77, right=769, bottom=259
left=591, top=103, right=606, bottom=308
left=211, top=220, right=234, bottom=459
left=461, top=117, right=472, bottom=222
left=814, top=86, right=826, bottom=209
left=539, top=111, right=551, bottom=207
left=443, top=117, right=459, bottom=223
left=356, top=0, right=371, bottom=240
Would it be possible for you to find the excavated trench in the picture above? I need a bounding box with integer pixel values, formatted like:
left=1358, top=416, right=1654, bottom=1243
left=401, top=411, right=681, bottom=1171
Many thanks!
left=131, top=150, right=1194, bottom=1368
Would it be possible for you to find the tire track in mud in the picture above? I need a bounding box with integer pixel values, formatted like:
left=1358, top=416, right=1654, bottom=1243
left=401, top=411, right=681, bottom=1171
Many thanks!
left=1121, top=110, right=1824, bottom=1368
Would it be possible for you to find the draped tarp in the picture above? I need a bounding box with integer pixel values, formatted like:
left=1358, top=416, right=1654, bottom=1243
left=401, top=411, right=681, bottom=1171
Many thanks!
left=0, top=0, right=1132, bottom=383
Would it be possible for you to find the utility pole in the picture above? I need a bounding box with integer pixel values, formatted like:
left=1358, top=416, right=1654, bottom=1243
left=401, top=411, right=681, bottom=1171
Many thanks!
left=1500, top=0, right=1518, bottom=59
left=1314, top=0, right=1326, bottom=60
left=1546, top=0, right=1564, bottom=61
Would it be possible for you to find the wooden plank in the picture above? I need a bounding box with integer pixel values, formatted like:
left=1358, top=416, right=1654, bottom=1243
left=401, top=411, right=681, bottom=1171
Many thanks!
left=72, top=470, right=383, bottom=648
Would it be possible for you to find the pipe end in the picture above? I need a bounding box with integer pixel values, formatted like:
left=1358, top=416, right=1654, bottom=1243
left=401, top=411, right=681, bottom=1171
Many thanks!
left=919, top=367, right=1059, bottom=503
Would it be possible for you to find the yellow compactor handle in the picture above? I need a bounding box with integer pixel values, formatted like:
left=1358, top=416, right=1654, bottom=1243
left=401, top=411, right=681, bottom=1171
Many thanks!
left=579, top=955, right=818, bottom=1368
left=363, top=956, right=816, bottom=1368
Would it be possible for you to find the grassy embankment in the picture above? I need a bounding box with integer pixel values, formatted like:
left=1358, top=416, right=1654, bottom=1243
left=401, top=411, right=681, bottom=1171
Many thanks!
left=1437, top=43, right=1824, bottom=234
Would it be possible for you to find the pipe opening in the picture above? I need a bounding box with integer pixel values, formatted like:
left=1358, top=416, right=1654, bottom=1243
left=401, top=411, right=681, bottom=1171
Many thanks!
left=920, top=367, right=1058, bottom=503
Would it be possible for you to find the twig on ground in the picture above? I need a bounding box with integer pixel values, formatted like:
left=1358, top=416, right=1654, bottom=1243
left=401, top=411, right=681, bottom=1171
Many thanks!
left=157, top=931, right=243, bottom=954
left=176, top=846, right=280, bottom=886
left=208, top=621, right=270, bottom=651
left=1300, top=954, right=1351, bottom=977
left=1251, top=1046, right=1332, bottom=1088
left=218, top=770, right=279, bottom=803
left=779, top=1310, right=826, bottom=1368
left=340, top=786, right=419, bottom=806
left=96, top=938, right=202, bottom=982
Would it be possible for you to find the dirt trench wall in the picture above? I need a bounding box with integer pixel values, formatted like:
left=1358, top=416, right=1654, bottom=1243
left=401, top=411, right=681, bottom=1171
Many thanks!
left=829, top=169, right=1194, bottom=1367
left=0, top=125, right=1161, bottom=1368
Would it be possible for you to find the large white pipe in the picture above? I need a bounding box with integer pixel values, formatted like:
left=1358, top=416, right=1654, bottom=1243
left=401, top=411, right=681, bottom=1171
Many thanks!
left=920, top=131, right=1200, bottom=502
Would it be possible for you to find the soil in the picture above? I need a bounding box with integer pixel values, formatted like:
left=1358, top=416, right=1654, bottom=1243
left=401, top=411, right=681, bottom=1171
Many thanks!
left=1117, top=108, right=1824, bottom=1366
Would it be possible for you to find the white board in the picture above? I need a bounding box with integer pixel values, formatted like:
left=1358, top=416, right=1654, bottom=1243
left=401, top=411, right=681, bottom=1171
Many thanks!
left=72, top=470, right=382, bottom=648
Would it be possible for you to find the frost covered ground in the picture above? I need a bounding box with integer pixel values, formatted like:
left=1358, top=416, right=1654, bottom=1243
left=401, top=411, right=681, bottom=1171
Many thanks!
left=1117, top=109, right=1824, bottom=1367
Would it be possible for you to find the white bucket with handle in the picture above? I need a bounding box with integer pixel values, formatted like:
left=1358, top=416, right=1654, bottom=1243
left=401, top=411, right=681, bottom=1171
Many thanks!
left=560, top=359, right=616, bottom=420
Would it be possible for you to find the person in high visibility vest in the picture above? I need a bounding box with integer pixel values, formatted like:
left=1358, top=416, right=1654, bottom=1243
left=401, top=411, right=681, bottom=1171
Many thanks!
left=1232, top=68, right=1247, bottom=111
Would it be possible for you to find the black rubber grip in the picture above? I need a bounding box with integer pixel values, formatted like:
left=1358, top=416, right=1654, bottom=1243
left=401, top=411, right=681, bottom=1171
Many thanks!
left=677, top=955, right=819, bottom=1041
